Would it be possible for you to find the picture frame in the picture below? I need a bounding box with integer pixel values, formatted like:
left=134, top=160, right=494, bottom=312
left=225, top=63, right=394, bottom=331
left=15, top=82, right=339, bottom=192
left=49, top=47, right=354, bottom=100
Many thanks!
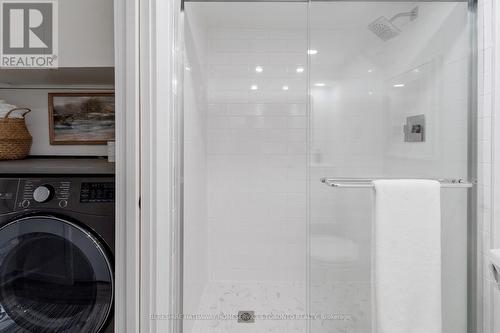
left=48, top=92, right=115, bottom=145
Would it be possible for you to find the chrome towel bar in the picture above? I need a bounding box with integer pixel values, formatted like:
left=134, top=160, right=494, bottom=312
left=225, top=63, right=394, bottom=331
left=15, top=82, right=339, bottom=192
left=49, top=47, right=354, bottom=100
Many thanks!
left=320, top=178, right=474, bottom=188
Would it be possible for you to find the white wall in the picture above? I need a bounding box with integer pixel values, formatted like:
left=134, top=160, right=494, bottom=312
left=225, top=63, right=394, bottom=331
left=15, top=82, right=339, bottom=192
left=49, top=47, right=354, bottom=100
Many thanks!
left=58, top=0, right=114, bottom=67
left=205, top=21, right=308, bottom=282
left=310, top=3, right=469, bottom=179
left=381, top=4, right=469, bottom=179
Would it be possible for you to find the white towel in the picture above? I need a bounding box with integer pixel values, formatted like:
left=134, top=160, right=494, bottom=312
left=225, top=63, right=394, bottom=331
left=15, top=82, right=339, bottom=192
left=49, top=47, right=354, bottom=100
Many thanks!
left=373, top=179, right=442, bottom=333
left=0, top=100, right=20, bottom=118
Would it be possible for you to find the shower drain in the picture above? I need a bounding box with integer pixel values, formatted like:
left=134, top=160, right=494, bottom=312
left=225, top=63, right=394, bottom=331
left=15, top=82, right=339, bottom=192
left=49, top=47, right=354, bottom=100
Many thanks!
left=237, top=311, right=255, bottom=323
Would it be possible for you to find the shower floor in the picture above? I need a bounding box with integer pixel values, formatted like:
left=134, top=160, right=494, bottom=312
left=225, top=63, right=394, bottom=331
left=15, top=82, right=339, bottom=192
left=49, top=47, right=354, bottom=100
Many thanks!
left=190, top=281, right=306, bottom=333
left=309, top=281, right=371, bottom=333
left=189, top=281, right=370, bottom=333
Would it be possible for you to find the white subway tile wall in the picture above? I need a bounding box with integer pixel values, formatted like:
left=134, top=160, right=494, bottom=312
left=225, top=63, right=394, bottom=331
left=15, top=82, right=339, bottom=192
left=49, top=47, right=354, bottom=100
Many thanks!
left=206, top=24, right=308, bottom=282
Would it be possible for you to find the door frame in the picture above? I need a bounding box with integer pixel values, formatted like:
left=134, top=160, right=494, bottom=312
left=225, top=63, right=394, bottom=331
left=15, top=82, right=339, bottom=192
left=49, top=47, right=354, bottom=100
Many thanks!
left=137, top=0, right=183, bottom=332
left=115, top=0, right=182, bottom=331
left=114, top=0, right=141, bottom=331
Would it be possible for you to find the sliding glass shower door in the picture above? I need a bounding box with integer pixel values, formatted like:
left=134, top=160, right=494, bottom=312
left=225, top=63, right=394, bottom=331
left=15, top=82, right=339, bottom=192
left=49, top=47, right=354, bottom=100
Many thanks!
left=308, top=2, right=473, bottom=333
left=182, top=1, right=475, bottom=333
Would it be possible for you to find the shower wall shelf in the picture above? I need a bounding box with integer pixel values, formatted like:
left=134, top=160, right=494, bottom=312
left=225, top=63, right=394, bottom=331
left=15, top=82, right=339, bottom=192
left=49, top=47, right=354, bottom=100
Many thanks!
left=320, top=178, right=474, bottom=188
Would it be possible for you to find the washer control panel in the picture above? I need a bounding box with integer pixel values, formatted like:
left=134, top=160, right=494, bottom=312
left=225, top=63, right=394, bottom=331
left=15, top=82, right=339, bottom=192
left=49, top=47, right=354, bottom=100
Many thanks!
left=80, top=182, right=115, bottom=203
left=0, top=176, right=115, bottom=215
left=0, top=177, right=115, bottom=217
left=0, top=177, right=115, bottom=214
left=0, top=179, right=19, bottom=214
left=21, top=179, right=71, bottom=209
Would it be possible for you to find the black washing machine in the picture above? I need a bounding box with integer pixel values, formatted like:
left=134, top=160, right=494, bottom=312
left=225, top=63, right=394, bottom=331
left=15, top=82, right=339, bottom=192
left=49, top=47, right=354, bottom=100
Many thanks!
left=0, top=176, right=115, bottom=333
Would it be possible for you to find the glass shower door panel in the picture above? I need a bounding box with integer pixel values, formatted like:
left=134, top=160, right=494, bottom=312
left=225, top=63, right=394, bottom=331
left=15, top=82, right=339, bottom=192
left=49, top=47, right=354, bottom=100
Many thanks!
left=309, top=2, right=470, bottom=333
left=183, top=2, right=309, bottom=333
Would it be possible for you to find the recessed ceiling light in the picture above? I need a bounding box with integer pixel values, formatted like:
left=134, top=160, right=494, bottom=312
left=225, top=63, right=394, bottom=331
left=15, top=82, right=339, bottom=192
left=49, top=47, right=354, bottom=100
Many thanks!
left=314, top=83, right=325, bottom=87
left=251, top=85, right=258, bottom=90
left=368, top=69, right=373, bottom=73
left=282, top=85, right=289, bottom=91
left=307, top=49, right=318, bottom=55
left=413, top=69, right=420, bottom=73
left=369, top=91, right=374, bottom=95
left=296, top=66, right=305, bottom=73
left=185, top=66, right=191, bottom=71
left=393, top=84, right=405, bottom=88
left=255, top=66, right=263, bottom=73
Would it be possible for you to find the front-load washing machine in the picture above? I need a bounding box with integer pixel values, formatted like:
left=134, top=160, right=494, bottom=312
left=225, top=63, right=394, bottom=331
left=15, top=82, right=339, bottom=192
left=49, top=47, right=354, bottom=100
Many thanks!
left=0, top=176, right=115, bottom=332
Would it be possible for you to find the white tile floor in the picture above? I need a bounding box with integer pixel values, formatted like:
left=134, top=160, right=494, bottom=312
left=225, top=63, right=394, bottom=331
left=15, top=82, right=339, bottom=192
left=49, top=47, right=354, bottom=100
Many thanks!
left=188, top=281, right=371, bottom=333
left=190, top=281, right=307, bottom=333
left=310, top=281, right=371, bottom=333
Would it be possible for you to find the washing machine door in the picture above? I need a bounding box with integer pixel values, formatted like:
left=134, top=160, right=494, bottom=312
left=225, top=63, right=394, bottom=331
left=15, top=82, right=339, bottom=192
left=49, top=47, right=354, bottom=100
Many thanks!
left=0, top=216, right=113, bottom=333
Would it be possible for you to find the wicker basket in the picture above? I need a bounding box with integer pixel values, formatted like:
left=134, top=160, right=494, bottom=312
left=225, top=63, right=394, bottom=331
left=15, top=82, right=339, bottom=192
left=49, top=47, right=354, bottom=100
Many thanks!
left=0, top=108, right=33, bottom=160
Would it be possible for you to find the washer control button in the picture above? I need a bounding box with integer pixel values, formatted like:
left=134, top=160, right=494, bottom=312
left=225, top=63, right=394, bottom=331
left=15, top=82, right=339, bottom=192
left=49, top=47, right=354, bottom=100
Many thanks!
left=33, top=185, right=54, bottom=203
left=21, top=200, right=30, bottom=208
left=59, top=200, right=68, bottom=208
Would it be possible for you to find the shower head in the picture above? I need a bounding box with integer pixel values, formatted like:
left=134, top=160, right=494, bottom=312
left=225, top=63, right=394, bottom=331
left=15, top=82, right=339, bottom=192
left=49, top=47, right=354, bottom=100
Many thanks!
left=368, top=17, right=401, bottom=42
left=368, top=6, right=419, bottom=42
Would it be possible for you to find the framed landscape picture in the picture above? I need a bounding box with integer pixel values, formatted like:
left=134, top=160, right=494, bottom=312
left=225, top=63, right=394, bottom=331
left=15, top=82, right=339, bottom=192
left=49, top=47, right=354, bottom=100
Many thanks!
left=48, top=92, right=115, bottom=145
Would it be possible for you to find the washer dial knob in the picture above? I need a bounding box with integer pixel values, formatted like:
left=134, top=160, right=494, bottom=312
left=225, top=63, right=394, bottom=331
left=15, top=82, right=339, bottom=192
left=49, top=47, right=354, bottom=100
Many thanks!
left=33, top=185, right=54, bottom=203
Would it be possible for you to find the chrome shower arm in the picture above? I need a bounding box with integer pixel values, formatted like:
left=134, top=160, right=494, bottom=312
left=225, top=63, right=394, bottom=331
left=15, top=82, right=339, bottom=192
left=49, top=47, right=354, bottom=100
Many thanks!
left=390, top=6, right=419, bottom=23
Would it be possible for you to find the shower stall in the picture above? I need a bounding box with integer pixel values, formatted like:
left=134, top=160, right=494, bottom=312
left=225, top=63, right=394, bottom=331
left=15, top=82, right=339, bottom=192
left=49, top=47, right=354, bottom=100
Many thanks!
left=180, top=1, right=476, bottom=332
